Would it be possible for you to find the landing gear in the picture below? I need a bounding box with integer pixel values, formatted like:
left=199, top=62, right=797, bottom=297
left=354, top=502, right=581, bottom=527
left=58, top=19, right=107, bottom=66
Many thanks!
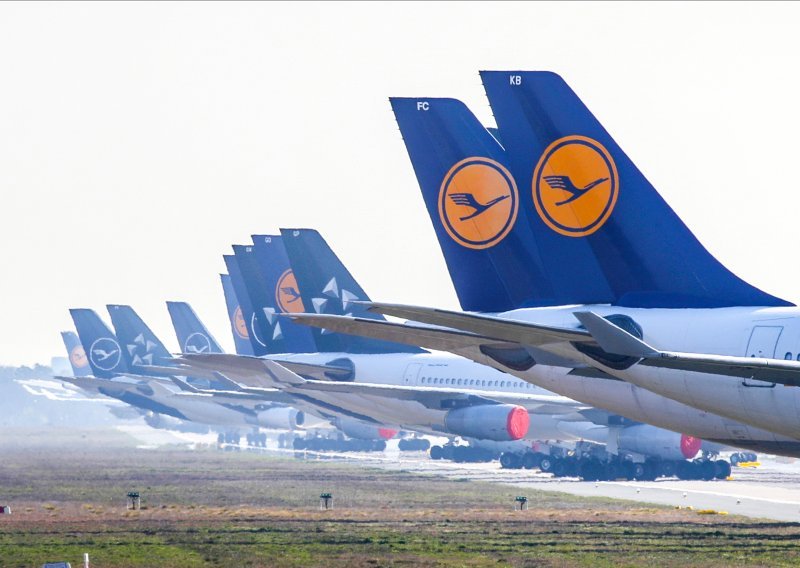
left=714, top=459, right=732, bottom=479
left=217, top=431, right=241, bottom=450
left=429, top=444, right=498, bottom=463
left=499, top=452, right=522, bottom=469
left=523, top=452, right=543, bottom=470
left=398, top=438, right=431, bottom=452
left=292, top=435, right=386, bottom=452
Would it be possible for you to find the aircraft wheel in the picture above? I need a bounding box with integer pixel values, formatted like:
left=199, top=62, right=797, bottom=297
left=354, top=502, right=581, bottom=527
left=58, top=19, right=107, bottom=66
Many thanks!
left=641, top=461, right=658, bottom=481
left=499, top=452, right=520, bottom=469
left=621, top=462, right=635, bottom=481
left=552, top=458, right=568, bottom=477
left=699, top=460, right=717, bottom=481
left=453, top=446, right=469, bottom=463
left=578, top=459, right=600, bottom=481
left=539, top=456, right=554, bottom=473
left=632, top=463, right=646, bottom=480
left=430, top=445, right=443, bottom=460
left=523, top=452, right=542, bottom=470
left=660, top=461, right=677, bottom=479
left=603, top=461, right=621, bottom=481
left=714, top=460, right=732, bottom=479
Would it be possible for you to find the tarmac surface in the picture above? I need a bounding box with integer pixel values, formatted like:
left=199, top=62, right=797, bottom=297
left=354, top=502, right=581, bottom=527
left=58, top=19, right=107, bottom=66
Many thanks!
left=118, top=424, right=800, bottom=523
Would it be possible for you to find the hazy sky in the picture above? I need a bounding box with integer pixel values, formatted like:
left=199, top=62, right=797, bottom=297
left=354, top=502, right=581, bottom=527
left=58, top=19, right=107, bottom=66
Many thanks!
left=2, top=2, right=799, bottom=365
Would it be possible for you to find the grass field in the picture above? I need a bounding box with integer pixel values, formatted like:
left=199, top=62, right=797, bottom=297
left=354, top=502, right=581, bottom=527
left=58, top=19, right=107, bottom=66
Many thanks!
left=1, top=429, right=799, bottom=567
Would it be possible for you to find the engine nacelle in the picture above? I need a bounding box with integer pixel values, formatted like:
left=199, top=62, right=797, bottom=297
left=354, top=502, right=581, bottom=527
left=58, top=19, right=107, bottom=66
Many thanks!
left=336, top=417, right=398, bottom=440
left=445, top=404, right=529, bottom=442
left=255, top=407, right=303, bottom=430
left=617, top=424, right=701, bottom=461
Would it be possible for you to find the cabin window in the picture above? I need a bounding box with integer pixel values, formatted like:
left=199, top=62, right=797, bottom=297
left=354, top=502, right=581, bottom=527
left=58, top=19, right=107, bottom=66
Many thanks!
left=500, top=381, right=506, bottom=388
left=785, top=352, right=793, bottom=360
left=457, top=379, right=463, bottom=385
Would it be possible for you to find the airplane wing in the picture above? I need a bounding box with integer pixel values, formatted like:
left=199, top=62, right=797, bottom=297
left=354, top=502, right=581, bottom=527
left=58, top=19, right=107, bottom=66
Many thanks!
left=270, top=359, right=353, bottom=381
left=287, top=313, right=514, bottom=352
left=58, top=375, right=149, bottom=395
left=287, top=312, right=588, bottom=371
left=575, top=311, right=800, bottom=387
left=358, top=302, right=591, bottom=346
left=167, top=375, right=296, bottom=404
left=175, top=353, right=353, bottom=383
left=257, top=360, right=585, bottom=414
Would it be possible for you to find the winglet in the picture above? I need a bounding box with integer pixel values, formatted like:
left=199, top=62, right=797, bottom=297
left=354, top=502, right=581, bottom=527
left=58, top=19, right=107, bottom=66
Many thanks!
left=573, top=312, right=659, bottom=358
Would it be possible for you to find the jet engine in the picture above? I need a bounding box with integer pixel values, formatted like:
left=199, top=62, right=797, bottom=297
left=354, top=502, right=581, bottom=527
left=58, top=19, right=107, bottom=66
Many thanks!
left=445, top=404, right=529, bottom=442
left=617, top=424, right=701, bottom=461
left=255, top=407, right=304, bottom=430
left=335, top=417, right=398, bottom=440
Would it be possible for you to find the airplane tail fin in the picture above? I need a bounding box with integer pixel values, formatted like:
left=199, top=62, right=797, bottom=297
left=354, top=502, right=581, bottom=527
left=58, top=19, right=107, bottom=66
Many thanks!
left=480, top=70, right=790, bottom=308
left=223, top=254, right=270, bottom=356
left=166, top=301, right=224, bottom=355
left=280, top=228, right=424, bottom=354
left=390, top=97, right=567, bottom=312
left=220, top=273, right=255, bottom=356
left=106, top=305, right=175, bottom=374
left=60, top=330, right=92, bottom=377
left=69, top=308, right=131, bottom=378
left=232, top=238, right=317, bottom=354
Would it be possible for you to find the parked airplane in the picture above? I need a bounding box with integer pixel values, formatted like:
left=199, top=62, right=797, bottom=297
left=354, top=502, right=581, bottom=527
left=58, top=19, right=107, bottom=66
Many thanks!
left=66, top=307, right=302, bottom=435
left=180, top=230, right=727, bottom=478
left=165, top=297, right=396, bottom=447
left=285, top=73, right=800, bottom=465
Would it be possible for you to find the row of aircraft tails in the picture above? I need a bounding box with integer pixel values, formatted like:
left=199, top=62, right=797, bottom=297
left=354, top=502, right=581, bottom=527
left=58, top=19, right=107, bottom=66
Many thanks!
left=55, top=70, right=800, bottom=482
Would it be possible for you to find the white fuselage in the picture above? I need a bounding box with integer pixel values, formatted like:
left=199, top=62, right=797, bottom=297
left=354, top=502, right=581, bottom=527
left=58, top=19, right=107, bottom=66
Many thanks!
left=272, top=351, right=603, bottom=442
left=489, top=304, right=800, bottom=451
